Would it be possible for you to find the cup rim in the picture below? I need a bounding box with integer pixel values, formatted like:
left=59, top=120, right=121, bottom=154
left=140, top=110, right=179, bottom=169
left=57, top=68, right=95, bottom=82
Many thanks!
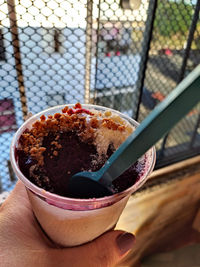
left=10, top=104, right=156, bottom=207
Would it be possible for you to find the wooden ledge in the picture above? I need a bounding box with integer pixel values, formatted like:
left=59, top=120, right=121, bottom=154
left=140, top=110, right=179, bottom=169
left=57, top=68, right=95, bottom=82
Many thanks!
left=140, top=155, right=200, bottom=191
left=117, top=156, right=200, bottom=266
left=150, top=155, right=200, bottom=180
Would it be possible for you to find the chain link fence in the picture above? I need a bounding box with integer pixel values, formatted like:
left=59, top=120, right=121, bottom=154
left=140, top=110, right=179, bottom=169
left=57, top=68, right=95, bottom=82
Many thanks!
left=0, top=0, right=200, bottom=192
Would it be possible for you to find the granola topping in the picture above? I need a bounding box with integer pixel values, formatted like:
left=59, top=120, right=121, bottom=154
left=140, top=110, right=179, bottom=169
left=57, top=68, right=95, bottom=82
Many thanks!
left=18, top=103, right=134, bottom=167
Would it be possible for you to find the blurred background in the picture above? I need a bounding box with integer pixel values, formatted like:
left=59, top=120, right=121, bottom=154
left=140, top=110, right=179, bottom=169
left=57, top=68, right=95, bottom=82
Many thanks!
left=0, top=0, right=200, bottom=192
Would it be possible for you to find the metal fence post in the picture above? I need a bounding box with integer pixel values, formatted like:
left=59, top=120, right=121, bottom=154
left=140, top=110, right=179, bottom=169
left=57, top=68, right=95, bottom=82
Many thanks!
left=7, top=0, right=28, bottom=120
left=134, top=0, right=158, bottom=120
left=84, top=0, right=93, bottom=104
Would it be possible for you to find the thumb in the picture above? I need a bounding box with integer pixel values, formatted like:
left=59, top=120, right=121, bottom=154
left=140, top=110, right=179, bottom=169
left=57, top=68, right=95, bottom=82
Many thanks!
left=49, top=230, right=135, bottom=267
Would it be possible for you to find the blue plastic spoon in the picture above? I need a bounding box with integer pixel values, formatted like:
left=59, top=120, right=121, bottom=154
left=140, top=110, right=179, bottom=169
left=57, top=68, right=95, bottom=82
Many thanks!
left=68, top=65, right=200, bottom=198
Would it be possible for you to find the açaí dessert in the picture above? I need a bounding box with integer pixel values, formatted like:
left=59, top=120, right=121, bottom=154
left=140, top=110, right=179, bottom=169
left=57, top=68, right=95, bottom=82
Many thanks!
left=16, top=103, right=146, bottom=198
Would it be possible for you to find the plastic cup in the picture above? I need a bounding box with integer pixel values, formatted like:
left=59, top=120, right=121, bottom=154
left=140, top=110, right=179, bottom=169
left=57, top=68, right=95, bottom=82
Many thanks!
left=10, top=104, right=156, bottom=247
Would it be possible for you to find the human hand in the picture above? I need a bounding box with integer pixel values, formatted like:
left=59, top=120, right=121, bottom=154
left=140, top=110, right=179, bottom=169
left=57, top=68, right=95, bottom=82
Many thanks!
left=0, top=181, right=135, bottom=267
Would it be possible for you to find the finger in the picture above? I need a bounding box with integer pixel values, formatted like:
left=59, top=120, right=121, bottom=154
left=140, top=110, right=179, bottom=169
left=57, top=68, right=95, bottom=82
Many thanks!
left=1, top=181, right=31, bottom=212
left=48, top=230, right=135, bottom=267
left=0, top=181, right=36, bottom=231
left=10, top=180, right=27, bottom=200
left=0, top=181, right=52, bottom=247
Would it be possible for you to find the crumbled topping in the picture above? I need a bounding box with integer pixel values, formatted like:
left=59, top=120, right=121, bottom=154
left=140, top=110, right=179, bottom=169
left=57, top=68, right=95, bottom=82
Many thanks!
left=18, top=103, right=134, bottom=166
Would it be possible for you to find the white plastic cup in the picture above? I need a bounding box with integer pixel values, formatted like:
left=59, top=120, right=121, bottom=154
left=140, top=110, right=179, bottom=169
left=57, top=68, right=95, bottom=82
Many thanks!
left=10, top=104, right=156, bottom=247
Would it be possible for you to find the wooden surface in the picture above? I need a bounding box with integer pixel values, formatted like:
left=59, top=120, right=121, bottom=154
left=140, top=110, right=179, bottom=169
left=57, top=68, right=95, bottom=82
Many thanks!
left=116, top=156, right=200, bottom=266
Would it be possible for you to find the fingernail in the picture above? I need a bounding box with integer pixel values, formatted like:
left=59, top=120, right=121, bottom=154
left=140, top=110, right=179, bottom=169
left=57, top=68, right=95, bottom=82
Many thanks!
left=116, top=232, right=135, bottom=255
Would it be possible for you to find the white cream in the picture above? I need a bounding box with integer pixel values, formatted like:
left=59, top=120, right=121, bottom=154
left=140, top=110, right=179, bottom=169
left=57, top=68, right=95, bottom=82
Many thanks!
left=91, top=110, right=134, bottom=156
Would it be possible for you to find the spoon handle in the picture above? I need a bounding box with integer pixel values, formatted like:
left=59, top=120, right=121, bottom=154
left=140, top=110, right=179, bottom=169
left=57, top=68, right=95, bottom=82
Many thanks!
left=100, top=64, right=200, bottom=186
